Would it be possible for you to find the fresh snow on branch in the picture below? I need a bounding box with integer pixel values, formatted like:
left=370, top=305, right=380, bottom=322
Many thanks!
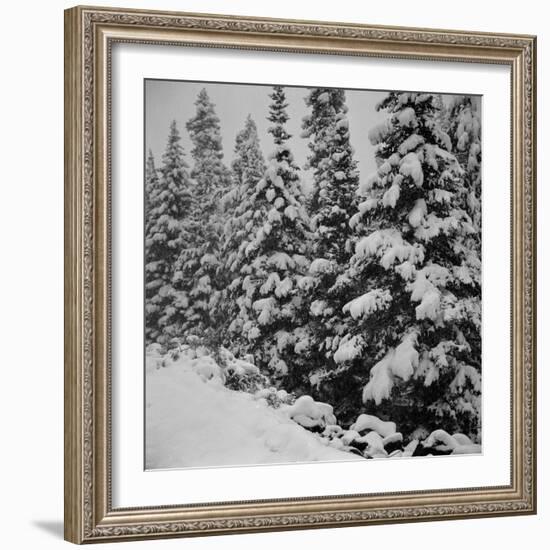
left=343, top=289, right=392, bottom=319
left=362, top=333, right=419, bottom=404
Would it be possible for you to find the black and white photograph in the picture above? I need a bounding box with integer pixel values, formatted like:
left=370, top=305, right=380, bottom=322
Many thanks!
left=144, top=79, right=482, bottom=470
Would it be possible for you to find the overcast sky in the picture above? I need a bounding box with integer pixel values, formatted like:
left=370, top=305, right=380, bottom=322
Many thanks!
left=145, top=80, right=478, bottom=190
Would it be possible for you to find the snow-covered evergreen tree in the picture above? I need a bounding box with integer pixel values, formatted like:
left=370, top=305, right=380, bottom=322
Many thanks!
left=145, top=121, right=193, bottom=347
left=336, top=92, right=481, bottom=437
left=223, top=116, right=267, bottom=247
left=222, top=115, right=266, bottom=231
left=225, top=86, right=310, bottom=381
left=186, top=88, right=232, bottom=202
left=297, top=88, right=361, bottom=402
left=145, top=148, right=159, bottom=219
left=447, top=96, right=482, bottom=236
left=432, top=94, right=450, bottom=135
left=231, top=115, right=265, bottom=190
left=302, top=89, right=360, bottom=260
left=220, top=115, right=266, bottom=341
left=171, top=89, right=231, bottom=343
left=301, top=88, right=347, bottom=216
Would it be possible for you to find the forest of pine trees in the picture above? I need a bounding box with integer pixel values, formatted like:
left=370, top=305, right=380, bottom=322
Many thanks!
left=145, top=85, right=482, bottom=446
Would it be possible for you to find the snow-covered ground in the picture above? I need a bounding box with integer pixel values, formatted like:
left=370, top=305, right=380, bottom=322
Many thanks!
left=145, top=351, right=352, bottom=469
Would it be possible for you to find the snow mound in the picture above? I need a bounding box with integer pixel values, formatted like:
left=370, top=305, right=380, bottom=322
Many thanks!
left=350, top=414, right=396, bottom=438
left=219, top=348, right=260, bottom=378
left=146, top=354, right=350, bottom=469
left=283, top=395, right=337, bottom=430
left=421, top=429, right=481, bottom=455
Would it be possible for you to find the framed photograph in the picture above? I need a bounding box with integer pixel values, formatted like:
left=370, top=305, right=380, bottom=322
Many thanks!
left=64, top=5, right=537, bottom=544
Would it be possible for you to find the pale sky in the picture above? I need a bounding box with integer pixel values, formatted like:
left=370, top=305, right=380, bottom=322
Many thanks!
left=145, top=80, right=477, bottom=191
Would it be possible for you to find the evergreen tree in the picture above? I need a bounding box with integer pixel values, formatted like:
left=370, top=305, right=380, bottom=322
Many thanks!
left=301, top=88, right=347, bottom=216
left=186, top=88, right=232, bottom=203
left=144, top=121, right=193, bottom=347
left=231, top=115, right=265, bottom=190
left=303, top=89, right=359, bottom=260
left=297, top=88, right=361, bottom=403
left=225, top=86, right=310, bottom=380
left=171, top=89, right=231, bottom=343
left=145, top=148, right=159, bottom=219
left=336, top=92, right=481, bottom=437
left=222, top=115, right=266, bottom=232
left=219, top=115, right=266, bottom=345
left=432, top=94, right=450, bottom=135
left=447, top=96, right=482, bottom=236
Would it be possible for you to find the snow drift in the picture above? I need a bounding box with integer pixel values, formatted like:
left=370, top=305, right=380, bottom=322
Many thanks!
left=145, top=350, right=351, bottom=469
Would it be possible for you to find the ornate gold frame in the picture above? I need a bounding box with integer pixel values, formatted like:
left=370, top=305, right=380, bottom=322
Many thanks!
left=64, top=5, right=537, bottom=544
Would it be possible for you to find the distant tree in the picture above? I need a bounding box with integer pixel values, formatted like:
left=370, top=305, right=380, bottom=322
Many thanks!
left=222, top=115, right=267, bottom=236
left=144, top=121, right=193, bottom=347
left=186, top=88, right=232, bottom=204
left=145, top=148, right=159, bottom=219
left=230, top=115, right=266, bottom=191
left=171, top=89, right=231, bottom=344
